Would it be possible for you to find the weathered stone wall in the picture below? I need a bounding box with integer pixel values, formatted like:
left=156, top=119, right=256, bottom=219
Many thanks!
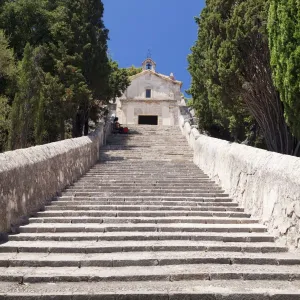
left=0, top=122, right=110, bottom=240
left=179, top=115, right=300, bottom=250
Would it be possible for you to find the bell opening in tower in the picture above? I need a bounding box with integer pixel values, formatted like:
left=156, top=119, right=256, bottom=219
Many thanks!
left=138, top=115, right=158, bottom=125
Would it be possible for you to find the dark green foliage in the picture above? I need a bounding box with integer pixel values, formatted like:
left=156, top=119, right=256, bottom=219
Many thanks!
left=188, top=0, right=297, bottom=154
left=107, top=60, right=131, bottom=101
left=0, top=0, right=130, bottom=151
left=0, top=0, right=50, bottom=59
left=0, top=95, right=11, bottom=151
left=269, top=0, right=300, bottom=144
left=9, top=44, right=43, bottom=149
left=188, top=0, right=253, bottom=143
left=0, top=30, right=15, bottom=152
left=127, top=65, right=143, bottom=77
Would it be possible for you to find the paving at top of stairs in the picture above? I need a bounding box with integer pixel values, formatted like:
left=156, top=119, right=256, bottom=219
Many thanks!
left=0, top=124, right=300, bottom=298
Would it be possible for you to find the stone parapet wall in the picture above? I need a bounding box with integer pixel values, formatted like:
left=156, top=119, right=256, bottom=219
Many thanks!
left=0, top=122, right=111, bottom=240
left=179, top=115, right=300, bottom=250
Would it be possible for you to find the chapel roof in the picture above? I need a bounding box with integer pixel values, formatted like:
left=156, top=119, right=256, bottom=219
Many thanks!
left=130, top=69, right=183, bottom=87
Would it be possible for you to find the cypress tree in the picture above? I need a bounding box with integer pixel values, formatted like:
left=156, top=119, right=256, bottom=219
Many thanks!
left=0, top=0, right=130, bottom=149
left=0, top=30, right=15, bottom=152
left=189, top=0, right=297, bottom=154
left=9, top=43, right=42, bottom=149
left=268, top=0, right=300, bottom=153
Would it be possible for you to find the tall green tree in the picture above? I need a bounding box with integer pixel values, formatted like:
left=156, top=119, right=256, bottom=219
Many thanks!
left=9, top=44, right=43, bottom=149
left=0, top=0, right=50, bottom=59
left=268, top=0, right=300, bottom=153
left=0, top=0, right=130, bottom=150
left=48, top=0, right=128, bottom=137
left=0, top=30, right=16, bottom=152
left=189, top=0, right=297, bottom=154
left=188, top=0, right=254, bottom=142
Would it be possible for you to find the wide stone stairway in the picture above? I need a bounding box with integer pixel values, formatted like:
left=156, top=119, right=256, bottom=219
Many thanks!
left=0, top=125, right=300, bottom=299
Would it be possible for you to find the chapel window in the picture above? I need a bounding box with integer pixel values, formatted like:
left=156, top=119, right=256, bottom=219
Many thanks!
left=146, top=89, right=151, bottom=98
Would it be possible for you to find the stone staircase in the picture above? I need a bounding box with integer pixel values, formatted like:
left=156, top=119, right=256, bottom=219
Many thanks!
left=0, top=125, right=300, bottom=299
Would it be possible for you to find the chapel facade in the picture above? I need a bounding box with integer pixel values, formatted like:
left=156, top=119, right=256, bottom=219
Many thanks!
left=115, top=58, right=183, bottom=126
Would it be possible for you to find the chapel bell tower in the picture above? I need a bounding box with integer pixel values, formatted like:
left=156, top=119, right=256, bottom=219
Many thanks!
left=142, top=58, right=156, bottom=72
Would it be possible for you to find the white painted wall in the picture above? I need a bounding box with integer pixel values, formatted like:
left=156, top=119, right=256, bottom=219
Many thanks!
left=116, top=70, right=182, bottom=126
left=123, top=72, right=181, bottom=101
left=118, top=100, right=178, bottom=126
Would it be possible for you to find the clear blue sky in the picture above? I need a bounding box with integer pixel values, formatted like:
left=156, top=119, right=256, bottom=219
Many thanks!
left=102, top=0, right=205, bottom=96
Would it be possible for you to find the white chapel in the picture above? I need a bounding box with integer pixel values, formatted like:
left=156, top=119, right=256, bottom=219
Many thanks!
left=116, top=58, right=183, bottom=126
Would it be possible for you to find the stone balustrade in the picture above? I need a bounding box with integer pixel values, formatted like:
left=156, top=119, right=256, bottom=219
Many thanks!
left=179, top=114, right=300, bottom=250
left=0, top=122, right=111, bottom=240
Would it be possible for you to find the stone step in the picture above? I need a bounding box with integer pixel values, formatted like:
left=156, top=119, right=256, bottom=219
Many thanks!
left=63, top=190, right=226, bottom=195
left=85, top=171, right=209, bottom=175
left=95, top=161, right=197, bottom=164
left=104, top=145, right=189, bottom=147
left=53, top=200, right=238, bottom=207
left=62, top=192, right=230, bottom=197
left=1, top=125, right=295, bottom=297
left=36, top=210, right=251, bottom=218
left=54, top=199, right=237, bottom=209
left=100, top=155, right=192, bottom=157
left=105, top=142, right=190, bottom=144
left=85, top=171, right=206, bottom=175
left=98, top=155, right=191, bottom=159
left=103, top=146, right=190, bottom=148
left=99, top=147, right=192, bottom=150
left=69, top=186, right=220, bottom=191
left=106, top=138, right=189, bottom=140
left=1, top=240, right=285, bottom=254
left=76, top=181, right=213, bottom=185
left=99, top=152, right=192, bottom=154
left=71, top=183, right=217, bottom=187
left=92, top=162, right=197, bottom=164
left=95, top=163, right=197, bottom=166
left=68, top=183, right=220, bottom=188
left=99, top=158, right=194, bottom=161
left=1, top=264, right=300, bottom=283
left=102, top=150, right=191, bottom=152
left=91, top=173, right=200, bottom=177
left=77, top=179, right=212, bottom=183
left=29, top=216, right=259, bottom=225
left=100, top=148, right=192, bottom=151
left=90, top=166, right=201, bottom=170
left=98, top=154, right=193, bottom=157
left=17, top=223, right=267, bottom=234
left=45, top=201, right=243, bottom=210
left=99, top=161, right=193, bottom=163
left=1, top=251, right=299, bottom=268
left=9, top=232, right=274, bottom=242
left=59, top=199, right=234, bottom=205
left=100, top=147, right=192, bottom=149
left=87, top=166, right=203, bottom=170
left=66, top=185, right=224, bottom=193
left=101, top=147, right=192, bottom=150
left=1, top=280, right=300, bottom=299
left=88, top=166, right=202, bottom=169
left=56, top=194, right=233, bottom=203
left=91, top=173, right=202, bottom=176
